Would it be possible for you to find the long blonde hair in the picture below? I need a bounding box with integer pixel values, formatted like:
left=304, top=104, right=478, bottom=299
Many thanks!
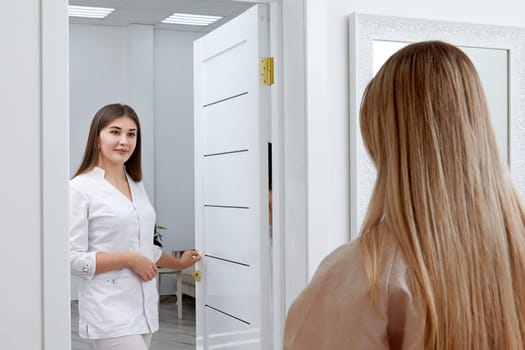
left=359, top=41, right=525, bottom=349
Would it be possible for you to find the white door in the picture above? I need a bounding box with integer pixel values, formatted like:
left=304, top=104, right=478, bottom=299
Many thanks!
left=194, top=5, right=271, bottom=350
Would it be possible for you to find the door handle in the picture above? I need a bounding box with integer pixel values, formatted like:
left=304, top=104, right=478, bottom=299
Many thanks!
left=192, top=270, right=202, bottom=282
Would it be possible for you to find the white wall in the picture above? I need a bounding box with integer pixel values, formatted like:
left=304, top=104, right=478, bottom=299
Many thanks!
left=305, top=0, right=525, bottom=277
left=154, top=30, right=203, bottom=252
left=282, top=0, right=309, bottom=307
left=0, top=2, right=43, bottom=348
left=1, top=0, right=69, bottom=348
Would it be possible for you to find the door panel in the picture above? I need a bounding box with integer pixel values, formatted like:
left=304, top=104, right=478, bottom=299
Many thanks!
left=204, top=44, right=251, bottom=103
left=205, top=258, right=259, bottom=324
left=206, top=308, right=260, bottom=350
left=194, top=4, right=271, bottom=349
left=204, top=152, right=255, bottom=206
left=205, top=95, right=254, bottom=154
left=204, top=207, right=256, bottom=264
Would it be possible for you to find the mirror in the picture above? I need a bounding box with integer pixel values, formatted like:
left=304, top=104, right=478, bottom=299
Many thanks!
left=372, top=40, right=508, bottom=162
left=349, top=14, right=525, bottom=238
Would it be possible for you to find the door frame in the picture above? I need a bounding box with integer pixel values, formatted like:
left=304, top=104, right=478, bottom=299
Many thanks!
left=41, top=0, right=308, bottom=349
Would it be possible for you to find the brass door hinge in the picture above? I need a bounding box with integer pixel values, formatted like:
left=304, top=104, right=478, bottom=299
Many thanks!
left=260, top=57, right=274, bottom=86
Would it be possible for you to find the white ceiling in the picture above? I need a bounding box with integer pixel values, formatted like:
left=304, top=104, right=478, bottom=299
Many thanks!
left=69, top=0, right=255, bottom=32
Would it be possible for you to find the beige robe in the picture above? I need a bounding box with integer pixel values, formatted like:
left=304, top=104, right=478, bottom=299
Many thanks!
left=283, top=236, right=424, bottom=349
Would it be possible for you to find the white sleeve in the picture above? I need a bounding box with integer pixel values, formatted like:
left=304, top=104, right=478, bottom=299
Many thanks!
left=153, top=245, right=163, bottom=264
left=69, top=185, right=97, bottom=279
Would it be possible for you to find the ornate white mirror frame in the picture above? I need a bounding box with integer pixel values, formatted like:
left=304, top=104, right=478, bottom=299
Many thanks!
left=348, top=13, right=525, bottom=238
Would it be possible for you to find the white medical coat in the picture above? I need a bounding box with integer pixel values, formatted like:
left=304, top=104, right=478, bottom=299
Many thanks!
left=69, top=167, right=163, bottom=339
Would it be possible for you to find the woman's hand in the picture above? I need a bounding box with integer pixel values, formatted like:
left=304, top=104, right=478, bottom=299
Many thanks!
left=180, top=250, right=201, bottom=269
left=129, top=253, right=158, bottom=282
left=155, top=250, right=201, bottom=270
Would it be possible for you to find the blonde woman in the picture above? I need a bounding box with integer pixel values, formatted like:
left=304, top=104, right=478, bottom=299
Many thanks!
left=283, top=41, right=525, bottom=349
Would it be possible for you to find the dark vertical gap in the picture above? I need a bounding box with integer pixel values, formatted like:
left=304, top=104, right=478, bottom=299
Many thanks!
left=268, top=142, right=273, bottom=240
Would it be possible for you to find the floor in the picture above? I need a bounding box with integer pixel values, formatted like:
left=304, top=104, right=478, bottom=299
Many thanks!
left=71, top=295, right=196, bottom=350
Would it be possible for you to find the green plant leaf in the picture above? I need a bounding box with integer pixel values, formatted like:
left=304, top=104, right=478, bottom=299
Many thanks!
left=153, top=224, right=167, bottom=247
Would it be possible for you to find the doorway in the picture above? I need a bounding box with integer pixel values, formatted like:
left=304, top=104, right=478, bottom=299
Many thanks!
left=42, top=0, right=307, bottom=348
left=68, top=1, right=254, bottom=349
left=67, top=0, right=282, bottom=349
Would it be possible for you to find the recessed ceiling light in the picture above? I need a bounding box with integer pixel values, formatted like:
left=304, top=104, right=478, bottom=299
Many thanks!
left=161, top=13, right=222, bottom=26
left=68, top=5, right=115, bottom=19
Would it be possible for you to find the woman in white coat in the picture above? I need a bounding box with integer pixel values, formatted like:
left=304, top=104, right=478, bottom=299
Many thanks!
left=69, top=103, right=201, bottom=350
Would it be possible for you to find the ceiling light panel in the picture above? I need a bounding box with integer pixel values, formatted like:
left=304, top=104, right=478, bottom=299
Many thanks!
left=161, top=13, right=222, bottom=26
left=68, top=5, right=115, bottom=19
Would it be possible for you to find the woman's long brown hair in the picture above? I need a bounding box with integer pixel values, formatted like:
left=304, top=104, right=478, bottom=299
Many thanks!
left=73, top=103, right=143, bottom=181
left=359, top=41, right=525, bottom=349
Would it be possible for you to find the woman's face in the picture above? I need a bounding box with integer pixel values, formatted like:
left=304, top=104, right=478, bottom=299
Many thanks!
left=97, top=116, right=138, bottom=168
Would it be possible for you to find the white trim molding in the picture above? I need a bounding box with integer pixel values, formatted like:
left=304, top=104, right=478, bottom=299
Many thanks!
left=42, top=0, right=70, bottom=349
